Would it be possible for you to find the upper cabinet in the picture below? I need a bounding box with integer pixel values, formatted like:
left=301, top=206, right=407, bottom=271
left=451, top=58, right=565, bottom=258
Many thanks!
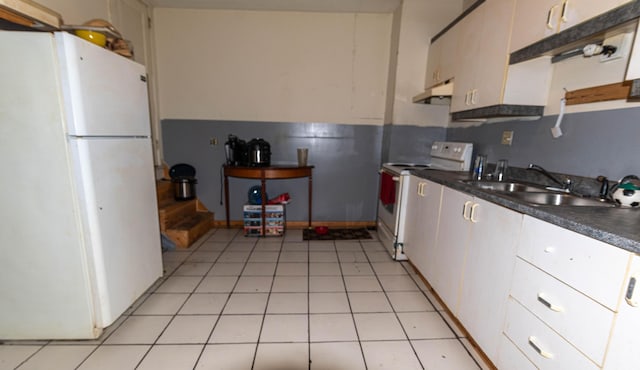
left=510, top=0, right=633, bottom=53
left=451, top=0, right=515, bottom=112
left=422, top=0, right=639, bottom=118
left=425, top=26, right=459, bottom=89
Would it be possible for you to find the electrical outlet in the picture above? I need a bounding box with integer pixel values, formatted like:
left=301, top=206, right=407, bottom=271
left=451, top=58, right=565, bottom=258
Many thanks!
left=210, top=137, right=218, bottom=145
left=501, top=130, right=514, bottom=146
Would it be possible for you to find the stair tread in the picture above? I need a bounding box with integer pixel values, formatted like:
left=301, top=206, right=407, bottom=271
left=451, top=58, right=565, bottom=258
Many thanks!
left=158, top=198, right=196, bottom=212
left=168, top=212, right=213, bottom=231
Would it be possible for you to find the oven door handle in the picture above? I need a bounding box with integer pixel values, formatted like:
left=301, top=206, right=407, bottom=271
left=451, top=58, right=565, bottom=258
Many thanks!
left=379, top=169, right=401, bottom=182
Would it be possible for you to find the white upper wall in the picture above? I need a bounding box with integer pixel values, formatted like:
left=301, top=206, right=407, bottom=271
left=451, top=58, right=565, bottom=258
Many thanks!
left=389, top=0, right=462, bottom=127
left=153, top=8, right=392, bottom=125
left=37, top=0, right=109, bottom=24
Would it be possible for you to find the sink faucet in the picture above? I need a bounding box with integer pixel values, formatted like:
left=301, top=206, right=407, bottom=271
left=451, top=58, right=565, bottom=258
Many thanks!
left=527, top=164, right=573, bottom=191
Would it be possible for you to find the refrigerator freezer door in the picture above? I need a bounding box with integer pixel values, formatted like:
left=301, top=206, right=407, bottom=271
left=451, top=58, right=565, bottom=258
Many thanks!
left=70, top=137, right=162, bottom=327
left=55, top=32, right=151, bottom=137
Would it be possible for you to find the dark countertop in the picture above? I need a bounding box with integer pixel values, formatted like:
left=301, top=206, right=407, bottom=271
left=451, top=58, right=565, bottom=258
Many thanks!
left=412, top=169, right=640, bottom=255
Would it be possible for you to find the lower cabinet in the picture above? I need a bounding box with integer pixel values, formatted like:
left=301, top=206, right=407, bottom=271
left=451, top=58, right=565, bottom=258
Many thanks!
left=431, top=187, right=473, bottom=315
left=498, top=215, right=633, bottom=369
left=604, top=254, right=640, bottom=369
left=403, top=181, right=640, bottom=369
left=403, top=176, right=442, bottom=281
left=457, top=198, right=522, bottom=362
left=430, top=187, right=522, bottom=363
left=503, top=297, right=600, bottom=370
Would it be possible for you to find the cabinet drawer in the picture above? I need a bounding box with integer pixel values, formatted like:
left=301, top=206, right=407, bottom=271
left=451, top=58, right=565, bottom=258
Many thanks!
left=504, top=298, right=599, bottom=370
left=518, top=216, right=630, bottom=310
left=497, top=334, right=537, bottom=370
left=510, top=258, right=614, bottom=365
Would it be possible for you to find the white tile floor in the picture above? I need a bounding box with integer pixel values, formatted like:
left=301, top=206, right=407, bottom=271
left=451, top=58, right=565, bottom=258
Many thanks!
left=1, top=229, right=486, bottom=370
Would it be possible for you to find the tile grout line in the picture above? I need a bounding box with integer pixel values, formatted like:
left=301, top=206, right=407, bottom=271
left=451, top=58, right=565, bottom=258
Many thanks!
left=398, top=261, right=484, bottom=370
left=339, top=240, right=369, bottom=370
left=192, top=229, right=251, bottom=369
left=250, top=235, right=286, bottom=370
left=307, top=239, right=312, bottom=370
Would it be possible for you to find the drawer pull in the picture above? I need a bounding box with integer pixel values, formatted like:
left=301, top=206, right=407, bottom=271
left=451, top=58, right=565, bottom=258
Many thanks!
left=537, top=293, right=564, bottom=312
left=528, top=336, right=554, bottom=359
left=543, top=246, right=555, bottom=253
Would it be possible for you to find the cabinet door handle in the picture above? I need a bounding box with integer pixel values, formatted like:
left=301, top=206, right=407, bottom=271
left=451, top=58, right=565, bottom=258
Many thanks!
left=537, top=293, right=564, bottom=312
left=463, top=201, right=473, bottom=220
left=471, top=89, right=478, bottom=105
left=470, top=203, right=480, bottom=223
left=546, top=5, right=559, bottom=29
left=625, top=275, right=639, bottom=307
left=528, top=336, right=554, bottom=359
left=560, top=0, right=569, bottom=22
left=417, top=182, right=425, bottom=197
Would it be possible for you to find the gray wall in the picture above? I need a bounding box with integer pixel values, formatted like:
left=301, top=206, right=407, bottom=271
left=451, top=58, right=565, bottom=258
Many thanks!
left=382, top=124, right=446, bottom=164
left=447, top=107, right=640, bottom=180
left=161, top=107, right=640, bottom=223
left=162, top=120, right=383, bottom=222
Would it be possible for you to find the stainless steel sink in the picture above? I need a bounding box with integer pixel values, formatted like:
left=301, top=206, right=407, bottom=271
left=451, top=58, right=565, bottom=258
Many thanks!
left=462, top=180, right=616, bottom=207
left=462, top=180, right=547, bottom=192
left=504, top=192, right=615, bottom=207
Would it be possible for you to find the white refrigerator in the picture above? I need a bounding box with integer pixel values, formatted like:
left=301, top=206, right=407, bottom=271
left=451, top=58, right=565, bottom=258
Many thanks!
left=0, top=31, right=163, bottom=339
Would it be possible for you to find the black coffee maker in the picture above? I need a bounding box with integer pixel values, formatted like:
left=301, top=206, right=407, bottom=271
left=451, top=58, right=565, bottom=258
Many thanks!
left=224, top=134, right=248, bottom=166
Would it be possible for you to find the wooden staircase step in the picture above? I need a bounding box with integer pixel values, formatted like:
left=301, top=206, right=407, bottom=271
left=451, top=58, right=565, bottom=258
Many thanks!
left=156, top=180, right=173, bottom=203
left=158, top=198, right=198, bottom=232
left=165, top=212, right=214, bottom=248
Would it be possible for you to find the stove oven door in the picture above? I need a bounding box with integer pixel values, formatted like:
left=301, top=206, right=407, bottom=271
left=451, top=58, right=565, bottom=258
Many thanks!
left=377, top=169, right=404, bottom=260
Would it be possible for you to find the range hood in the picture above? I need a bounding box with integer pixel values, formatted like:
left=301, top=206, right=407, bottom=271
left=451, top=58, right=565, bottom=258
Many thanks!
left=412, top=81, right=453, bottom=105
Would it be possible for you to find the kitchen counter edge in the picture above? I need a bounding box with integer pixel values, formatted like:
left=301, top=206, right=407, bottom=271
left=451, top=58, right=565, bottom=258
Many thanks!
left=413, top=169, right=640, bottom=254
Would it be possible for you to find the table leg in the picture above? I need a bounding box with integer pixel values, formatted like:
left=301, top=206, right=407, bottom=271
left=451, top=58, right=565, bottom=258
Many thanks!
left=261, top=177, right=267, bottom=237
left=308, top=172, right=313, bottom=228
left=224, top=174, right=230, bottom=228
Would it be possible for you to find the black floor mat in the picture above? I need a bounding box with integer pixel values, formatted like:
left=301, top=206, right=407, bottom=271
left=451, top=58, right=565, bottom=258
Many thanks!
left=303, top=228, right=372, bottom=241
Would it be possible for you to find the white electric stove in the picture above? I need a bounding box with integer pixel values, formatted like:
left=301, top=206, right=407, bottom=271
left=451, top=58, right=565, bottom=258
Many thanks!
left=377, top=141, right=473, bottom=260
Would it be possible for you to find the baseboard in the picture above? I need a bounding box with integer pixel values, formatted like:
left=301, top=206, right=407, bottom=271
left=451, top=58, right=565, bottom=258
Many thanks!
left=213, top=220, right=377, bottom=229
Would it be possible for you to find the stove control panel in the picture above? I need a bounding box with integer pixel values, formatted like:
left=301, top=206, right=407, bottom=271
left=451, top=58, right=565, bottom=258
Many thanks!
left=431, top=141, right=473, bottom=162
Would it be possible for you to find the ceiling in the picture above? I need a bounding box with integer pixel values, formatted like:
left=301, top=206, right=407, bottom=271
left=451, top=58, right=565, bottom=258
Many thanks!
left=147, top=0, right=402, bottom=13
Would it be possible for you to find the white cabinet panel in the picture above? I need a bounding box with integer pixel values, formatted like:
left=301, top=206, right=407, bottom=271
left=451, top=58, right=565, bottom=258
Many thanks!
left=510, top=257, right=615, bottom=365
left=458, top=198, right=522, bottom=361
left=604, top=254, right=640, bottom=369
left=503, top=298, right=600, bottom=370
left=432, top=187, right=473, bottom=314
left=451, top=0, right=517, bottom=112
left=510, top=0, right=631, bottom=52
left=403, top=176, right=442, bottom=281
left=425, top=25, right=459, bottom=89
left=496, top=334, right=537, bottom=370
left=517, top=216, right=631, bottom=310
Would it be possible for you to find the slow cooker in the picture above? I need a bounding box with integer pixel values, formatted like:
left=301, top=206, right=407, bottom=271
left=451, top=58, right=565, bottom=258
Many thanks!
left=248, top=138, right=271, bottom=167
